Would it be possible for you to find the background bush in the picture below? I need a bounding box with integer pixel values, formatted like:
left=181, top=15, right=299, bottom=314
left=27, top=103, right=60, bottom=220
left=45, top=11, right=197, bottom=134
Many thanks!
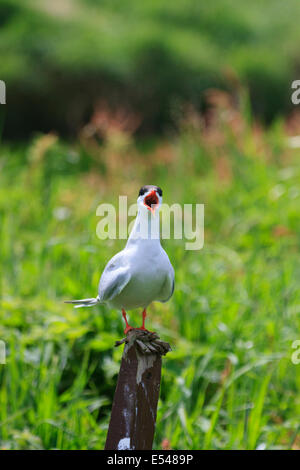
left=1, top=0, right=300, bottom=138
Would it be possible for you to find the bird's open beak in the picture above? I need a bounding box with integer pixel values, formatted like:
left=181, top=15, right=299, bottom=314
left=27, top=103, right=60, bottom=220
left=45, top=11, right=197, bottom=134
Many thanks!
left=144, top=190, right=159, bottom=215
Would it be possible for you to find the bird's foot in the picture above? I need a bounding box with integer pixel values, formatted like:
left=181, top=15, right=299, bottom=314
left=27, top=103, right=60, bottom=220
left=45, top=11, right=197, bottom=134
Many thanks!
left=136, top=326, right=156, bottom=334
left=124, top=325, right=155, bottom=334
left=124, top=325, right=134, bottom=335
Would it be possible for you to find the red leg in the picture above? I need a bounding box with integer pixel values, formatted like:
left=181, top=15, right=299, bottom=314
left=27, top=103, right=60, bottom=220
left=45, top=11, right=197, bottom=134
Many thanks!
left=122, top=309, right=133, bottom=334
left=137, top=309, right=154, bottom=333
left=136, top=308, right=147, bottom=330
left=140, top=308, right=147, bottom=330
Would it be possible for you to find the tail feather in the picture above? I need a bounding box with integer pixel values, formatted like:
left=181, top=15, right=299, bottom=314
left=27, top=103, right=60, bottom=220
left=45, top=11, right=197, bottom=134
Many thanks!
left=64, top=296, right=100, bottom=308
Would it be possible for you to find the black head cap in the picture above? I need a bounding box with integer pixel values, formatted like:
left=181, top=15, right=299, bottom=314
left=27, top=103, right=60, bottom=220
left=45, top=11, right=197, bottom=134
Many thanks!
left=138, top=185, right=163, bottom=197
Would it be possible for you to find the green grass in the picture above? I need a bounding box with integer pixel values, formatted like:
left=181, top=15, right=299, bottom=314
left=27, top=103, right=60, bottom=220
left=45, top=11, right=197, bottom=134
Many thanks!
left=0, top=101, right=300, bottom=449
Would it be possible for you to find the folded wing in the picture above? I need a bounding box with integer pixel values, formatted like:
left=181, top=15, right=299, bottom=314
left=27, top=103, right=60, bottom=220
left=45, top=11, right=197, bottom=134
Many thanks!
left=98, top=252, right=131, bottom=302
left=158, top=266, right=175, bottom=303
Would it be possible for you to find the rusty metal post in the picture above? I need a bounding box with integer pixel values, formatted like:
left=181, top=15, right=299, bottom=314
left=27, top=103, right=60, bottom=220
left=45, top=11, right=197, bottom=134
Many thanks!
left=105, top=329, right=171, bottom=450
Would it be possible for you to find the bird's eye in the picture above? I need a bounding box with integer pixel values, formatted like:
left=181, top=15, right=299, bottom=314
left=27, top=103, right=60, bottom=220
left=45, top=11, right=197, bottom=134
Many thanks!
left=138, top=185, right=162, bottom=197
left=139, top=187, right=147, bottom=196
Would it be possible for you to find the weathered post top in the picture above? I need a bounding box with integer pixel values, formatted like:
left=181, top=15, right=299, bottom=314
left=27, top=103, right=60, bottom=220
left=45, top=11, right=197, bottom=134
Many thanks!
left=105, top=329, right=171, bottom=450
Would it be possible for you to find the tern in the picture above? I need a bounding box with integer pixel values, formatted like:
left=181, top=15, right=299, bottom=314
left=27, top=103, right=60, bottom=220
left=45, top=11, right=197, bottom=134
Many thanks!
left=65, top=185, right=174, bottom=333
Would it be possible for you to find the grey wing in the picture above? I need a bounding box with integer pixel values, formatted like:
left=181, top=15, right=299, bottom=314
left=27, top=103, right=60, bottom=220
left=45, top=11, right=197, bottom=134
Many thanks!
left=98, top=251, right=131, bottom=302
left=159, top=265, right=175, bottom=303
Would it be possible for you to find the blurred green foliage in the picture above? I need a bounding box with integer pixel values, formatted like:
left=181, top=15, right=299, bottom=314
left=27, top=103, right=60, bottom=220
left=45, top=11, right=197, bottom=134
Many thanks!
left=0, top=98, right=299, bottom=449
left=1, top=0, right=300, bottom=138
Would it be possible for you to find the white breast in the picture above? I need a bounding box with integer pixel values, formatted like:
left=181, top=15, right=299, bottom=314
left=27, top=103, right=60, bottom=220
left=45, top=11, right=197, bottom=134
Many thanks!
left=108, top=240, right=171, bottom=310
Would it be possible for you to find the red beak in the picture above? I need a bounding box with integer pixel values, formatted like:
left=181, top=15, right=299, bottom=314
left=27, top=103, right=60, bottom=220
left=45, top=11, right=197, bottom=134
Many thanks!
left=143, top=190, right=159, bottom=214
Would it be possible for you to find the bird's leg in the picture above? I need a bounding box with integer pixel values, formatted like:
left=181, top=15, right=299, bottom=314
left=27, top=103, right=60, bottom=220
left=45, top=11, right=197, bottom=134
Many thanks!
left=137, top=308, right=155, bottom=333
left=122, top=309, right=133, bottom=334
left=140, top=308, right=147, bottom=330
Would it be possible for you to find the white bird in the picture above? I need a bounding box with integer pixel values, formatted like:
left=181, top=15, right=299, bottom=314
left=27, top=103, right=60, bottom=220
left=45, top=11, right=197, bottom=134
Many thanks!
left=65, top=185, right=174, bottom=333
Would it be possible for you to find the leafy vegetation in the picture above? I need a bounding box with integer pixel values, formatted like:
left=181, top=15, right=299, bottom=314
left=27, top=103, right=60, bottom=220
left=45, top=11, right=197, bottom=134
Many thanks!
left=0, top=95, right=299, bottom=449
